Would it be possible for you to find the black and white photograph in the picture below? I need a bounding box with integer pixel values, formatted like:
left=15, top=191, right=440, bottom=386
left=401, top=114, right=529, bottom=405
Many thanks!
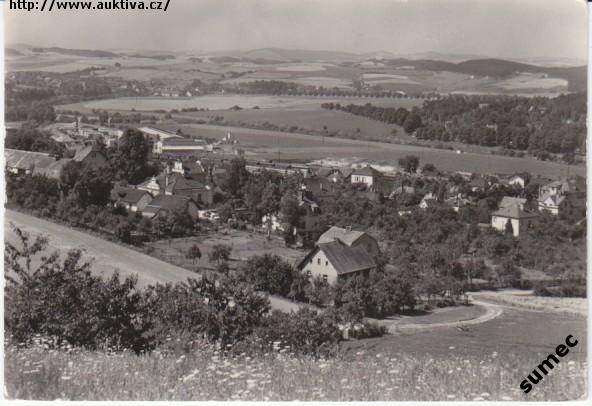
left=1, top=0, right=589, bottom=401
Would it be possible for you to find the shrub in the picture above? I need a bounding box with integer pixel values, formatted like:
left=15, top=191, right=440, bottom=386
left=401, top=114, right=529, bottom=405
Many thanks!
left=349, top=322, right=388, bottom=339
left=4, top=227, right=148, bottom=352
left=141, top=276, right=270, bottom=348
left=239, top=254, right=295, bottom=297
left=256, top=308, right=342, bottom=356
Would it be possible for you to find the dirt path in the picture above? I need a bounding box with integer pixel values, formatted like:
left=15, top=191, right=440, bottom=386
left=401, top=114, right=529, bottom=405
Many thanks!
left=4, top=210, right=302, bottom=312
left=381, top=299, right=505, bottom=334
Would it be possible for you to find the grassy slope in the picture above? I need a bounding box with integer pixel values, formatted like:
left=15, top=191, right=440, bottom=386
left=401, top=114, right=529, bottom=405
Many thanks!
left=5, top=344, right=586, bottom=401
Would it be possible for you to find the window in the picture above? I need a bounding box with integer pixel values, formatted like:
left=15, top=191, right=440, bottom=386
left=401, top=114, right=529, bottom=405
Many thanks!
left=325, top=260, right=328, bottom=266
left=322, top=275, right=328, bottom=283
left=317, top=258, right=321, bottom=265
left=306, top=270, right=312, bottom=278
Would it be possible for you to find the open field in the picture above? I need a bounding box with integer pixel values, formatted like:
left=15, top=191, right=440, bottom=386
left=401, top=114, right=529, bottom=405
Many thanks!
left=469, top=290, right=587, bottom=317
left=58, top=94, right=424, bottom=112
left=160, top=123, right=584, bottom=177
left=498, top=74, right=568, bottom=90
left=347, top=306, right=586, bottom=359
left=5, top=342, right=586, bottom=401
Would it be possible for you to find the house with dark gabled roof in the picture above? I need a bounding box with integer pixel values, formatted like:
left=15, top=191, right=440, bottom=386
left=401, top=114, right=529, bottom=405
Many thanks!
left=318, top=226, right=380, bottom=257
left=110, top=186, right=153, bottom=213
left=296, top=240, right=376, bottom=285
left=72, top=145, right=107, bottom=167
left=141, top=195, right=200, bottom=220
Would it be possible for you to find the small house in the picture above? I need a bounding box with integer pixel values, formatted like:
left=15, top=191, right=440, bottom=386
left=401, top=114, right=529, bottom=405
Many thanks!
left=491, top=203, right=538, bottom=237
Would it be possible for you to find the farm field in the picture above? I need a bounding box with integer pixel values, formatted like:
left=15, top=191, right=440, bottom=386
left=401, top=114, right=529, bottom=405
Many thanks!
left=5, top=333, right=586, bottom=401
left=57, top=94, right=424, bottom=113
left=159, top=123, right=584, bottom=177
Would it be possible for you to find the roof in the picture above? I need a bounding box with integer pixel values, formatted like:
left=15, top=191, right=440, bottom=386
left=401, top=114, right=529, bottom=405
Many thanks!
left=352, top=166, right=382, bottom=177
left=316, top=241, right=376, bottom=275
left=144, top=195, right=197, bottom=213
left=34, top=158, right=71, bottom=179
left=111, top=187, right=151, bottom=204
left=5, top=149, right=56, bottom=171
left=73, top=145, right=104, bottom=162
left=492, top=204, right=538, bottom=220
left=162, top=137, right=206, bottom=147
left=499, top=196, right=526, bottom=209
left=340, top=167, right=353, bottom=178
left=539, top=193, right=566, bottom=206
left=138, top=126, right=179, bottom=139
left=318, top=226, right=367, bottom=246
left=317, top=167, right=338, bottom=177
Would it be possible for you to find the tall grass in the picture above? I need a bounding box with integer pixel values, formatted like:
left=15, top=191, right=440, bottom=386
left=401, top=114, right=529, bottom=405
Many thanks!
left=5, top=342, right=586, bottom=401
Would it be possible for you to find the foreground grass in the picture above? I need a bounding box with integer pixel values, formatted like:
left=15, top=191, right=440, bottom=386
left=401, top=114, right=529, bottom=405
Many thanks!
left=5, top=344, right=586, bottom=401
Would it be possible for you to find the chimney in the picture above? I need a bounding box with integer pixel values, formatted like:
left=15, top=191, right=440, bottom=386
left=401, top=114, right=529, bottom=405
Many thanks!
left=346, top=226, right=352, bottom=232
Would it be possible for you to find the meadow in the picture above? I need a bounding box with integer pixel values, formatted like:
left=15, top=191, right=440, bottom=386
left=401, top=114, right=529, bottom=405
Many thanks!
left=5, top=342, right=586, bottom=401
left=158, top=122, right=584, bottom=177
left=59, top=94, right=423, bottom=113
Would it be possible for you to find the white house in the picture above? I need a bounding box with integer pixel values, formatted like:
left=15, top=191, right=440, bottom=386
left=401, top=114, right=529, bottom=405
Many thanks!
left=538, top=193, right=566, bottom=215
left=351, top=166, right=383, bottom=187
left=491, top=203, right=538, bottom=237
left=419, top=192, right=438, bottom=210
left=539, top=180, right=570, bottom=197
left=296, top=226, right=379, bottom=285
left=507, top=174, right=527, bottom=189
left=296, top=241, right=376, bottom=285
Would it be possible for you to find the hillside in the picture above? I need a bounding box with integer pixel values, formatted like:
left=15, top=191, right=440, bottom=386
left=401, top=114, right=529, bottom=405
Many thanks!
left=381, top=57, right=586, bottom=91
left=5, top=48, right=23, bottom=57
left=31, top=47, right=120, bottom=58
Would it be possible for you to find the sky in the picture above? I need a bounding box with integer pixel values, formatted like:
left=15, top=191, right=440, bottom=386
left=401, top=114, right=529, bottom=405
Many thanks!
left=3, top=0, right=588, bottom=60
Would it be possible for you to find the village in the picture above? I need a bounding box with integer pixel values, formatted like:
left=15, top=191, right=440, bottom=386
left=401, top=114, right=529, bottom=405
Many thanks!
left=5, top=119, right=586, bottom=299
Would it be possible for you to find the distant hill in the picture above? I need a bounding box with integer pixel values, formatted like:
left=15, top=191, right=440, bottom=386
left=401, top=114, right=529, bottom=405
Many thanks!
left=31, top=47, right=120, bottom=58
left=381, top=57, right=586, bottom=91
left=5, top=48, right=23, bottom=57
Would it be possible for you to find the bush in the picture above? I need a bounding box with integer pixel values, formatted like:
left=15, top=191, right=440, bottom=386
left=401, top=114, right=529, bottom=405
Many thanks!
left=256, top=308, right=342, bottom=356
left=142, top=276, right=270, bottom=348
left=348, top=322, right=388, bottom=339
left=239, top=254, right=295, bottom=297
left=4, top=228, right=148, bottom=352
